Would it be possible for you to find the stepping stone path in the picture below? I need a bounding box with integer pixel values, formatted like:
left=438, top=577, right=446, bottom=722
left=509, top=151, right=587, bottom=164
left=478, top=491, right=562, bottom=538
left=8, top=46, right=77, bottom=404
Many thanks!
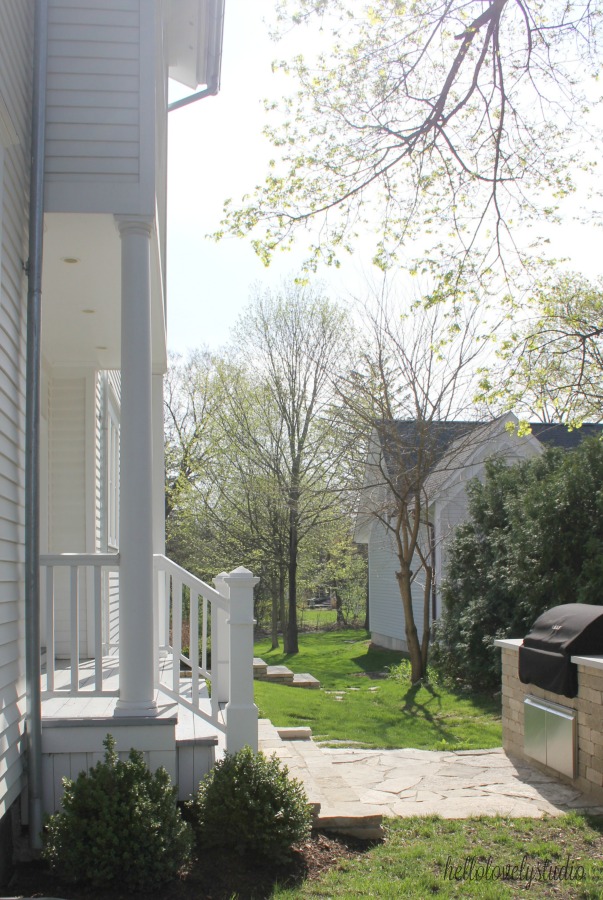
left=253, top=657, right=320, bottom=689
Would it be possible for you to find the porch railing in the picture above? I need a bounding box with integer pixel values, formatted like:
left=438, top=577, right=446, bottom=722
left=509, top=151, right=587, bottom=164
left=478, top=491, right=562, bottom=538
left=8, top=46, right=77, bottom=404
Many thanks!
left=40, top=552, right=120, bottom=695
left=154, top=555, right=259, bottom=751
left=39, top=552, right=259, bottom=753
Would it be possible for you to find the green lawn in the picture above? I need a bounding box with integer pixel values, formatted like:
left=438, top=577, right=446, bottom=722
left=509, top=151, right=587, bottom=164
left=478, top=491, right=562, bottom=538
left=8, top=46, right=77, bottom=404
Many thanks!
left=297, top=607, right=338, bottom=629
left=273, top=814, right=603, bottom=898
left=254, top=630, right=501, bottom=750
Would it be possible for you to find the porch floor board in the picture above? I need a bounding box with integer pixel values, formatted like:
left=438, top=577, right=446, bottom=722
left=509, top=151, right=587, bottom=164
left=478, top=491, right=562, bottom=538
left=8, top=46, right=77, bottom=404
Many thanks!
left=41, top=655, right=223, bottom=750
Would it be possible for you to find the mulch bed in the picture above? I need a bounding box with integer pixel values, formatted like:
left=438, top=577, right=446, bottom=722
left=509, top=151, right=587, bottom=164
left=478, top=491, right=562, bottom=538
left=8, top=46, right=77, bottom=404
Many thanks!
left=7, top=831, right=371, bottom=900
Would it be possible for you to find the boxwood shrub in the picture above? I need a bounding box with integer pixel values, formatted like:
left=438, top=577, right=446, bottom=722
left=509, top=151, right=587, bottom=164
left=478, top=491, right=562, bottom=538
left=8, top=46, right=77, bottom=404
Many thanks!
left=185, top=745, right=312, bottom=862
left=43, top=734, right=192, bottom=891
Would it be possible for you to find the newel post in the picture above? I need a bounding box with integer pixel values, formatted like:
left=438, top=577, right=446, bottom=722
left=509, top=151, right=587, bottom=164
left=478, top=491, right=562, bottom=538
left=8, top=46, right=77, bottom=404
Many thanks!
left=212, top=572, right=231, bottom=717
left=223, top=566, right=259, bottom=753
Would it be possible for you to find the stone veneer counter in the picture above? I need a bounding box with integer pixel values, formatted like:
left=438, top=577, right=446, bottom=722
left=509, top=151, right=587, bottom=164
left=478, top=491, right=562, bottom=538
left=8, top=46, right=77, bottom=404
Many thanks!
left=496, top=638, right=603, bottom=800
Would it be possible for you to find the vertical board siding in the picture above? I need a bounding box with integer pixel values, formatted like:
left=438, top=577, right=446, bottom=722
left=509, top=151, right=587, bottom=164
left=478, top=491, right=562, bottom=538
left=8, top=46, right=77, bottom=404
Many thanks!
left=0, top=0, right=32, bottom=821
left=45, top=0, right=141, bottom=185
left=49, top=377, right=88, bottom=657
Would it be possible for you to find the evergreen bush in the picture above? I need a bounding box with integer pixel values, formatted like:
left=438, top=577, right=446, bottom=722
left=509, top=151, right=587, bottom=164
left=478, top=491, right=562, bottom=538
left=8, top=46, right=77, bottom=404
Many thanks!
left=432, top=438, right=603, bottom=689
left=185, top=745, right=312, bottom=862
left=42, top=734, right=192, bottom=891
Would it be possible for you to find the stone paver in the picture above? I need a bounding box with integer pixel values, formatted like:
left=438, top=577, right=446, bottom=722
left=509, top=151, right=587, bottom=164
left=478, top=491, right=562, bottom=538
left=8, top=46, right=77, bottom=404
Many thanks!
left=258, top=719, right=603, bottom=840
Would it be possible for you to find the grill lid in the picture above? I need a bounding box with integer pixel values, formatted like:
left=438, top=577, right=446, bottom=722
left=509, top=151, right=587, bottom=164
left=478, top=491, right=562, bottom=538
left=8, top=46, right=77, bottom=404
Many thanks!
left=522, top=603, right=603, bottom=655
left=519, top=603, right=603, bottom=698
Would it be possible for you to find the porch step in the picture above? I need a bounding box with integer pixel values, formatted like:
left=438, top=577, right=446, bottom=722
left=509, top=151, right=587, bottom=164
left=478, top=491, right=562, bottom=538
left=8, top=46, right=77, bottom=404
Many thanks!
left=174, top=695, right=222, bottom=801
left=258, top=719, right=384, bottom=841
left=253, top=658, right=321, bottom=689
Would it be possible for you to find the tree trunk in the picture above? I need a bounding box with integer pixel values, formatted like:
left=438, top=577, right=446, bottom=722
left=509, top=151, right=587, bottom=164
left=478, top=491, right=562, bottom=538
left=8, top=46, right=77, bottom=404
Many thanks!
left=279, top=562, right=288, bottom=652
left=363, top=556, right=370, bottom=630
left=286, top=474, right=300, bottom=654
left=286, top=514, right=299, bottom=654
left=271, top=573, right=279, bottom=649
left=421, top=566, right=432, bottom=672
left=396, top=564, right=425, bottom=682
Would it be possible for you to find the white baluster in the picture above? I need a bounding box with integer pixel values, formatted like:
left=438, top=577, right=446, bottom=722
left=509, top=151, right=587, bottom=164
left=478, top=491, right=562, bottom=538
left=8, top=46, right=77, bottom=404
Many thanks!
left=45, top=566, right=55, bottom=693
left=190, top=590, right=199, bottom=708
left=212, top=573, right=231, bottom=718
left=69, top=566, right=79, bottom=694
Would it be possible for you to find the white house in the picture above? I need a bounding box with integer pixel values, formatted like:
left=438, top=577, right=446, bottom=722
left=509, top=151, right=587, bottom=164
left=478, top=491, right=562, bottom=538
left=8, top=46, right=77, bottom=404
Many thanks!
left=354, top=414, right=603, bottom=654
left=0, top=0, right=258, bottom=874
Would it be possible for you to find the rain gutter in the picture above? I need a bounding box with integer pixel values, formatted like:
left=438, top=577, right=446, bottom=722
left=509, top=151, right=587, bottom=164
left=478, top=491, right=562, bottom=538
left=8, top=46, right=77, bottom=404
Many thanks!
left=25, top=0, right=48, bottom=851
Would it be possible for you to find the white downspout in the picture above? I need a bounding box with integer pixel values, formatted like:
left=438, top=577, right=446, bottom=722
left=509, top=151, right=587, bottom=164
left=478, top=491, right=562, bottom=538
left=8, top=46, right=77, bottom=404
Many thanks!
left=25, top=0, right=48, bottom=850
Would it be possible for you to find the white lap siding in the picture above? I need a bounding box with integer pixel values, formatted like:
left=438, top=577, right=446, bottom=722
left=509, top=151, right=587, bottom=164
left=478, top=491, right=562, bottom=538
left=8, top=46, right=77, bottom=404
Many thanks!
left=44, top=0, right=157, bottom=218
left=368, top=521, right=430, bottom=653
left=0, top=0, right=32, bottom=828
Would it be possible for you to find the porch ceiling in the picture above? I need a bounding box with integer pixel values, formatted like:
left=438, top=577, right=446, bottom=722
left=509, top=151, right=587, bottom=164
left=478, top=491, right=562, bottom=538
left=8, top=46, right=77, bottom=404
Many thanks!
left=42, top=212, right=166, bottom=372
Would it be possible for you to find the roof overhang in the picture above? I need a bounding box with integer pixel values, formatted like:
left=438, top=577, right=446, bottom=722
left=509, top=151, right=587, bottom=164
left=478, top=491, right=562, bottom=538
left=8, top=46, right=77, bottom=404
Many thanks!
left=166, top=0, right=225, bottom=91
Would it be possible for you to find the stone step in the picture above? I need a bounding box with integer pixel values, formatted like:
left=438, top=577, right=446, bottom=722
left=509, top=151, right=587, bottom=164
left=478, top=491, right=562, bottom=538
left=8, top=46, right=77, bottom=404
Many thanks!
left=253, top=657, right=268, bottom=677
left=254, top=658, right=320, bottom=688
left=256, top=664, right=294, bottom=685
left=265, top=664, right=294, bottom=684
left=257, top=719, right=384, bottom=841
left=276, top=726, right=312, bottom=741
left=292, top=672, right=320, bottom=690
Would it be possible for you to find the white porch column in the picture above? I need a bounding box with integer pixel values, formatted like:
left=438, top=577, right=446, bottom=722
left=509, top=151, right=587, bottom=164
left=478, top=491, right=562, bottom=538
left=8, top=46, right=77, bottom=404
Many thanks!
left=223, top=566, right=259, bottom=753
left=115, top=215, right=157, bottom=716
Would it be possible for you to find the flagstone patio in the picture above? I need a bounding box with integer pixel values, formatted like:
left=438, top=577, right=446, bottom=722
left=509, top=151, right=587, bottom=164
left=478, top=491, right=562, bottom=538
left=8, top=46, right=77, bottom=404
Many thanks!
left=258, top=720, right=603, bottom=840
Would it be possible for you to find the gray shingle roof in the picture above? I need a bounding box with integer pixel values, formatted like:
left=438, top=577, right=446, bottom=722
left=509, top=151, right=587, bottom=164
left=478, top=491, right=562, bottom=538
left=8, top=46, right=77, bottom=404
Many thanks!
left=376, top=418, right=603, bottom=498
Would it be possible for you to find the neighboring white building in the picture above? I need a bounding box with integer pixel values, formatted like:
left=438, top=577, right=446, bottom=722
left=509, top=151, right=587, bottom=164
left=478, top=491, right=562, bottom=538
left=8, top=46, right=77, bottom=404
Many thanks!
left=355, top=414, right=603, bottom=654
left=0, top=0, right=258, bottom=875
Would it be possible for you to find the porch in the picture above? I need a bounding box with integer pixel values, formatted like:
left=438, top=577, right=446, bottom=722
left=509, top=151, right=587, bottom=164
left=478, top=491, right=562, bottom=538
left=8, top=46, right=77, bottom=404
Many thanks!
left=39, top=552, right=258, bottom=812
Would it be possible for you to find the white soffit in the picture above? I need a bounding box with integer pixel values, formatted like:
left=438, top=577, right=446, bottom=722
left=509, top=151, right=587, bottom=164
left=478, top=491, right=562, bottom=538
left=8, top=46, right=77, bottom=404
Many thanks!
left=41, top=213, right=165, bottom=371
left=167, top=0, right=210, bottom=89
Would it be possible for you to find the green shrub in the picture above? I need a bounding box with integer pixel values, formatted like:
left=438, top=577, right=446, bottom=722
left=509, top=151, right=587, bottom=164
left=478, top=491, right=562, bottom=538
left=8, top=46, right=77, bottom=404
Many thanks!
left=185, top=745, right=312, bottom=862
left=387, top=659, right=442, bottom=687
left=42, top=734, right=192, bottom=891
left=432, top=439, right=603, bottom=690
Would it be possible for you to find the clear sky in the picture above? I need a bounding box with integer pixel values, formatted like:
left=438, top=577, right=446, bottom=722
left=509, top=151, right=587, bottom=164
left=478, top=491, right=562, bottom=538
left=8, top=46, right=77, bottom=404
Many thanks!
left=166, top=0, right=309, bottom=355
left=165, top=1, right=603, bottom=358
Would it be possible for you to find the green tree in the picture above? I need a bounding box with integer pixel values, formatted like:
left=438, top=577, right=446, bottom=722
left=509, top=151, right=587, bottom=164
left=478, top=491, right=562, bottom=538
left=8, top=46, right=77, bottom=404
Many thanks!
left=296, top=515, right=368, bottom=626
left=433, top=437, right=603, bottom=689
left=209, top=361, right=292, bottom=646
left=222, top=282, right=353, bottom=653
left=479, top=273, right=603, bottom=426
left=165, top=353, right=290, bottom=640
left=341, top=292, right=488, bottom=682
left=218, top=1, right=601, bottom=285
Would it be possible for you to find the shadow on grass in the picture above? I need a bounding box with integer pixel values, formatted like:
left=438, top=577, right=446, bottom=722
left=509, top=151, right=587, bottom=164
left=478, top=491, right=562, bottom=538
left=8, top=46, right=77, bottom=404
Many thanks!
left=350, top=645, right=406, bottom=676
left=397, top=681, right=463, bottom=744
left=10, top=835, right=374, bottom=900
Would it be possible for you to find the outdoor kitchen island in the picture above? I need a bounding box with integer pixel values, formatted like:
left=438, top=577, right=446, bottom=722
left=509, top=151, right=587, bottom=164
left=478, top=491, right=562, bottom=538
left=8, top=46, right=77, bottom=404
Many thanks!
left=497, top=636, right=603, bottom=801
